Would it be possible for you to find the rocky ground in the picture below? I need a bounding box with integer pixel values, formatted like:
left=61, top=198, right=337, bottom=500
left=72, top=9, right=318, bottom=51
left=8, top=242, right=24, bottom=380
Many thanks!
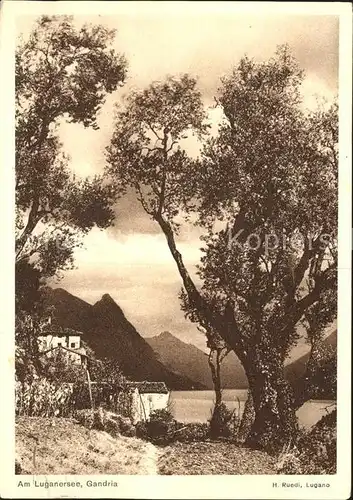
left=157, top=441, right=276, bottom=475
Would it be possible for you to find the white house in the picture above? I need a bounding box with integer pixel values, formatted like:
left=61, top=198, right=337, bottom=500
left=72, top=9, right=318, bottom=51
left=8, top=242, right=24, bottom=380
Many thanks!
left=126, top=381, right=170, bottom=422
left=38, top=326, right=86, bottom=365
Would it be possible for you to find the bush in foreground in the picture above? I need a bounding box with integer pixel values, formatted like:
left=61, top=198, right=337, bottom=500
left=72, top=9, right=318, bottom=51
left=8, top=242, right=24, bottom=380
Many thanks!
left=136, top=409, right=210, bottom=445
left=209, top=402, right=240, bottom=440
left=136, top=409, right=176, bottom=445
left=275, top=409, right=336, bottom=474
left=174, top=422, right=210, bottom=442
left=74, top=407, right=136, bottom=438
left=297, top=408, right=336, bottom=474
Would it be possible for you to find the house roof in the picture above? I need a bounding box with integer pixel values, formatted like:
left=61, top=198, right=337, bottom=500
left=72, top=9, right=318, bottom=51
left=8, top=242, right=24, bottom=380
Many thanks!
left=38, top=328, right=83, bottom=337
left=126, top=381, right=169, bottom=394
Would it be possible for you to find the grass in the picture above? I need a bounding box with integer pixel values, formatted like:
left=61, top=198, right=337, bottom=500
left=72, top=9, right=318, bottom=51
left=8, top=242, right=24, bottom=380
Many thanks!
left=157, top=441, right=276, bottom=475
left=16, top=417, right=275, bottom=475
left=16, top=416, right=158, bottom=475
left=18, top=416, right=326, bottom=475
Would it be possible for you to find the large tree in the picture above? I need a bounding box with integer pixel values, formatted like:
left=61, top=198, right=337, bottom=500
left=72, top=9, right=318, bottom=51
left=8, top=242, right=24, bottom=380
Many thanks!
left=16, top=15, right=127, bottom=278
left=106, top=48, right=337, bottom=452
left=193, top=47, right=337, bottom=450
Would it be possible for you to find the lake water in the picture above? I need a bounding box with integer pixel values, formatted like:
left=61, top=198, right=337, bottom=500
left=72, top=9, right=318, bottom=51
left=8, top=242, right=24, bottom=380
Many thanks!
left=170, top=390, right=335, bottom=429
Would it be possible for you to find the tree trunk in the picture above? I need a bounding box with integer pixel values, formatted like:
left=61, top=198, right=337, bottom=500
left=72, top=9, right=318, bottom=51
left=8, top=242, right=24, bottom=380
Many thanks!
left=16, top=197, right=40, bottom=260
left=155, top=214, right=300, bottom=452
left=237, top=390, right=255, bottom=444
left=244, top=352, right=298, bottom=454
left=208, top=348, right=224, bottom=437
left=208, top=348, right=223, bottom=407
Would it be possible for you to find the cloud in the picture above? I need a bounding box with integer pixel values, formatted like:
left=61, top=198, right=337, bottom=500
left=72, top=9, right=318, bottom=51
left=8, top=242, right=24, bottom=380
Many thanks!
left=52, top=228, right=207, bottom=349
left=72, top=228, right=202, bottom=267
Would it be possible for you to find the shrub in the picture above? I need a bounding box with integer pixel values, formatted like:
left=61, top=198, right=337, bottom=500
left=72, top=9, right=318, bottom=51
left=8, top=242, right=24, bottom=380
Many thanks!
left=142, top=409, right=177, bottom=445
left=74, top=409, right=95, bottom=429
left=135, top=420, right=149, bottom=440
left=275, top=409, right=337, bottom=475
left=108, top=413, right=136, bottom=437
left=297, top=409, right=336, bottom=474
left=104, top=417, right=120, bottom=438
left=15, top=378, right=74, bottom=417
left=174, top=422, right=210, bottom=442
left=136, top=411, right=210, bottom=444
left=75, top=407, right=137, bottom=438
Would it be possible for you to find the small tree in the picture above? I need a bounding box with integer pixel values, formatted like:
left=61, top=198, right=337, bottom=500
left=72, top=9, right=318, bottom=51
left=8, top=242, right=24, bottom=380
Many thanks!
left=180, top=288, right=231, bottom=429
left=15, top=260, right=46, bottom=381
left=40, top=348, right=86, bottom=384
left=89, top=357, right=127, bottom=387
left=16, top=15, right=127, bottom=278
left=15, top=16, right=128, bottom=375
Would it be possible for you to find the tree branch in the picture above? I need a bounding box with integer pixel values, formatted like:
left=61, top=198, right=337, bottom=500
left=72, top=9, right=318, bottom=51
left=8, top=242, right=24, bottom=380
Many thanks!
left=278, top=266, right=336, bottom=337
left=157, top=129, right=169, bottom=216
left=16, top=197, right=41, bottom=260
left=146, top=123, right=163, bottom=142
left=135, top=182, right=154, bottom=216
left=156, top=212, right=248, bottom=362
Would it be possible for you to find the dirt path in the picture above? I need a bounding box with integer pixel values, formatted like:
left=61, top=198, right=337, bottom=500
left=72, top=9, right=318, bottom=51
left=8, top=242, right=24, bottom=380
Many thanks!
left=139, top=442, right=160, bottom=474
left=157, top=441, right=276, bottom=475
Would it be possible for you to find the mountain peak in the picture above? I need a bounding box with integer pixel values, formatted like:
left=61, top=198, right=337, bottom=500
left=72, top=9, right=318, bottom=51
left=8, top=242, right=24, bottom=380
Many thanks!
left=92, top=293, right=124, bottom=316
left=42, top=286, right=203, bottom=389
left=101, top=293, right=116, bottom=304
left=158, top=331, right=175, bottom=340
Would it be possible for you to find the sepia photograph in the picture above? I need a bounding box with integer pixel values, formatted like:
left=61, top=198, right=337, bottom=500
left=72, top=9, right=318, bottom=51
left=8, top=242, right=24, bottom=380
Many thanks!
left=0, top=1, right=351, bottom=499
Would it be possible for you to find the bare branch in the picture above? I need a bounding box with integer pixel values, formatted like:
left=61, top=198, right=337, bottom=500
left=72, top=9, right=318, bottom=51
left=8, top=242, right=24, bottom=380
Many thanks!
left=146, top=122, right=163, bottom=142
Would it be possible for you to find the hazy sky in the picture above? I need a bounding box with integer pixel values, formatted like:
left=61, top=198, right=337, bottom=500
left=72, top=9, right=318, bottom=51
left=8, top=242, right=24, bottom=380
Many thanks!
left=18, top=9, right=338, bottom=351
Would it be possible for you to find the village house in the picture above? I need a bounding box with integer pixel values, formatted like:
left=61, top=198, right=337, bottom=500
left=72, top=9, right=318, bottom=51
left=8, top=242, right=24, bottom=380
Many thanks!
left=36, top=320, right=170, bottom=422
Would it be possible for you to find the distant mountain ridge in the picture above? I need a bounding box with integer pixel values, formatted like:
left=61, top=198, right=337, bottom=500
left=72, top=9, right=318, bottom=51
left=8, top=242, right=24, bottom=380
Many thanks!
left=284, top=330, right=337, bottom=384
left=147, top=329, right=338, bottom=392
left=43, top=287, right=337, bottom=394
left=42, top=287, right=205, bottom=390
left=146, top=331, right=248, bottom=389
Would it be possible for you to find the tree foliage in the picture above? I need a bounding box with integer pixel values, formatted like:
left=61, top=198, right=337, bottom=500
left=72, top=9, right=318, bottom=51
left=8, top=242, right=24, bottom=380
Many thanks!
left=106, top=74, right=208, bottom=228
left=15, top=260, right=46, bottom=381
left=197, top=46, right=337, bottom=357
left=16, top=15, right=127, bottom=278
left=89, top=356, right=127, bottom=386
